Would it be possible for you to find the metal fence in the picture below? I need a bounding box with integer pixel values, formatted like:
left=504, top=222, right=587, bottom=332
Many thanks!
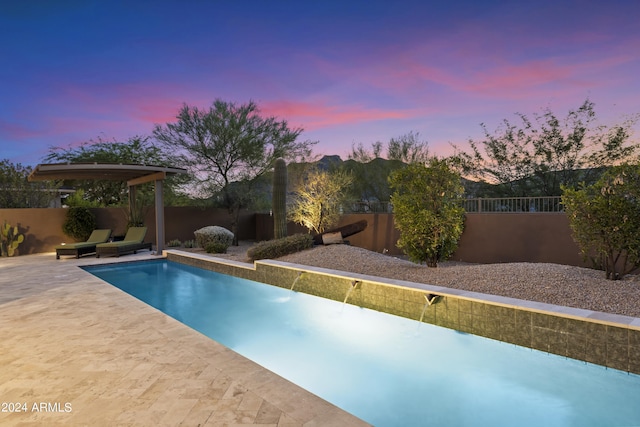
left=345, top=201, right=393, bottom=213
left=461, top=196, right=563, bottom=213
left=344, top=196, right=564, bottom=214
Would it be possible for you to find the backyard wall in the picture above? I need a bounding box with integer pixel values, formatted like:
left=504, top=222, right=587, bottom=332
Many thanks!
left=0, top=207, right=254, bottom=255
left=2, top=207, right=585, bottom=267
left=453, top=213, right=584, bottom=266
left=255, top=212, right=587, bottom=267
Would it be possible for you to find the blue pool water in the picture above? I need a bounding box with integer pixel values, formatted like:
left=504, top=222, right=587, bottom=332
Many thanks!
left=84, top=260, right=640, bottom=427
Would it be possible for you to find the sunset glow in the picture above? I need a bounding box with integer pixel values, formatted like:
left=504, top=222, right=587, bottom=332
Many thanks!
left=1, top=0, right=639, bottom=164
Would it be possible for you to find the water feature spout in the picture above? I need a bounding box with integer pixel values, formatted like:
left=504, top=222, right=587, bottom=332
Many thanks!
left=419, top=293, right=441, bottom=322
left=426, top=293, right=440, bottom=305
left=343, top=280, right=360, bottom=304
left=290, top=271, right=303, bottom=291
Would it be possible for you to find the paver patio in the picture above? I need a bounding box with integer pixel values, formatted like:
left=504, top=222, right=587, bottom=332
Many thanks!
left=0, top=253, right=367, bottom=426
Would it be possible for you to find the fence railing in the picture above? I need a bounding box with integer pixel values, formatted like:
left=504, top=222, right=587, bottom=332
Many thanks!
left=345, top=201, right=393, bottom=213
left=344, top=196, right=564, bottom=214
left=462, top=196, right=563, bottom=213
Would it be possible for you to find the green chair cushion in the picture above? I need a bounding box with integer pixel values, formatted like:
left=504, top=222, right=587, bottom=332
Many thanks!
left=55, top=229, right=111, bottom=249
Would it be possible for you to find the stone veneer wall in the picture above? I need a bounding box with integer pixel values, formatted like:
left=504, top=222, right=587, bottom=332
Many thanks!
left=166, top=251, right=640, bottom=375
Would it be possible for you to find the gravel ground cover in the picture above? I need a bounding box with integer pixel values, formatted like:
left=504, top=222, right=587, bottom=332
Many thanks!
left=189, top=242, right=640, bottom=318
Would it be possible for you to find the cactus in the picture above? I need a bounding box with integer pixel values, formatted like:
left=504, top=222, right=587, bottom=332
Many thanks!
left=272, top=158, right=288, bottom=239
left=1, top=221, right=25, bottom=257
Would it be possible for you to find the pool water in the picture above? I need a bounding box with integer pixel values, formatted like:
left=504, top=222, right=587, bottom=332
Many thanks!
left=84, top=260, right=640, bottom=427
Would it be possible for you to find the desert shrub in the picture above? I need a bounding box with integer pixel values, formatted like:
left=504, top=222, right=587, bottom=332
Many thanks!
left=562, top=163, right=640, bottom=280
left=389, top=159, right=465, bottom=267
left=183, top=239, right=196, bottom=248
left=205, top=242, right=228, bottom=254
left=247, top=233, right=313, bottom=261
left=62, top=207, right=96, bottom=241
left=167, top=239, right=182, bottom=247
left=288, top=168, right=353, bottom=234
left=194, top=226, right=234, bottom=252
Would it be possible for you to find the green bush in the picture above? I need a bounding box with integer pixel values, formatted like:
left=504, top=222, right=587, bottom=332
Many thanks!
left=247, top=233, right=314, bottom=261
left=62, top=207, right=96, bottom=241
left=205, top=242, right=229, bottom=254
left=167, top=239, right=182, bottom=247
left=562, top=163, right=640, bottom=280
left=183, top=239, right=196, bottom=248
left=389, top=159, right=465, bottom=267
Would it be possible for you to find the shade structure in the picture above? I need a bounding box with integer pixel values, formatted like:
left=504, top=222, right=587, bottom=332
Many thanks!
left=28, top=163, right=188, bottom=255
left=28, top=163, right=187, bottom=183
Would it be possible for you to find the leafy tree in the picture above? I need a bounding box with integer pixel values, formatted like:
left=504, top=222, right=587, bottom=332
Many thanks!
left=44, top=136, right=187, bottom=207
left=346, top=131, right=430, bottom=207
left=562, top=163, right=640, bottom=280
left=62, top=189, right=101, bottom=208
left=153, top=99, right=315, bottom=243
left=458, top=100, right=639, bottom=197
left=387, top=131, right=431, bottom=164
left=349, top=131, right=430, bottom=163
left=0, top=159, right=58, bottom=208
left=349, top=140, right=383, bottom=162
left=342, top=157, right=403, bottom=210
left=288, top=168, right=353, bottom=234
left=389, top=158, right=465, bottom=267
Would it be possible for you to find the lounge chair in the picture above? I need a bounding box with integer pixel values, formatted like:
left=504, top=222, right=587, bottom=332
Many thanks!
left=56, top=229, right=112, bottom=259
left=95, top=226, right=152, bottom=258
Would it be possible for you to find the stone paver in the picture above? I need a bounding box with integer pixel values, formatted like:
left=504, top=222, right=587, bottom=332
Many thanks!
left=0, top=253, right=368, bottom=426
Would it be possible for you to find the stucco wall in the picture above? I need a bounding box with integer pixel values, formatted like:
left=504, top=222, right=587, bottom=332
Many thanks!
left=0, top=207, right=254, bottom=255
left=453, top=213, right=584, bottom=266
left=255, top=212, right=586, bottom=267
left=2, top=207, right=585, bottom=267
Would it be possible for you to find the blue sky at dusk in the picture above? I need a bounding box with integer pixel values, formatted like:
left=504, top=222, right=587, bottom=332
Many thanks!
left=2, top=0, right=639, bottom=166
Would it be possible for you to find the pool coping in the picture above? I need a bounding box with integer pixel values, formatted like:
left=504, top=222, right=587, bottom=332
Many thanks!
left=166, top=249, right=640, bottom=375
left=0, top=252, right=369, bottom=426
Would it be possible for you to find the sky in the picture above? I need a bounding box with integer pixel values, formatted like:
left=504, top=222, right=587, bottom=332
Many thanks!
left=1, top=0, right=640, bottom=166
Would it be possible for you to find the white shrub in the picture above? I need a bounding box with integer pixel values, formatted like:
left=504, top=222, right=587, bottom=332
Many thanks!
left=193, top=226, right=234, bottom=251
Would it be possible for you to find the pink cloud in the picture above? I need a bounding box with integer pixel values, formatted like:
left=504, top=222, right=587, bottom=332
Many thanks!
left=307, top=21, right=640, bottom=111
left=261, top=100, right=418, bottom=131
left=0, top=118, right=44, bottom=140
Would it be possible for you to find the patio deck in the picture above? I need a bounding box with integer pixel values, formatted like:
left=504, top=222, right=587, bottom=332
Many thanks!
left=0, top=253, right=367, bottom=426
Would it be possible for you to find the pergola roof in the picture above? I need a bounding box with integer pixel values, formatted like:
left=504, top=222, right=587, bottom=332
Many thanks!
left=28, top=162, right=187, bottom=185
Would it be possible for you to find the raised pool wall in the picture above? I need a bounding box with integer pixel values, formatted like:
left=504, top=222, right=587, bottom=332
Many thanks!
left=166, top=250, right=640, bottom=375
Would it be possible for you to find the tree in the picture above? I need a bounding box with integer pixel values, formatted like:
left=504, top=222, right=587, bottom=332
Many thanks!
left=346, top=131, right=430, bottom=208
left=387, top=131, right=431, bottom=164
left=562, top=163, right=640, bottom=280
left=389, top=158, right=465, bottom=267
left=458, top=100, right=639, bottom=197
left=288, top=168, right=353, bottom=234
left=153, top=99, right=315, bottom=244
left=342, top=157, right=403, bottom=210
left=0, top=159, right=58, bottom=208
left=45, top=136, right=187, bottom=207
left=349, top=131, right=430, bottom=164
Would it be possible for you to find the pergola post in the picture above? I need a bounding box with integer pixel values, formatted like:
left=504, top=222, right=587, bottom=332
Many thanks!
left=128, top=185, right=137, bottom=224
left=155, top=178, right=165, bottom=255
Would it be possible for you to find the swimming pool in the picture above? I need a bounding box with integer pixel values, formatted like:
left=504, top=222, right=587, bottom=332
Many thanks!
left=84, top=259, right=640, bottom=427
